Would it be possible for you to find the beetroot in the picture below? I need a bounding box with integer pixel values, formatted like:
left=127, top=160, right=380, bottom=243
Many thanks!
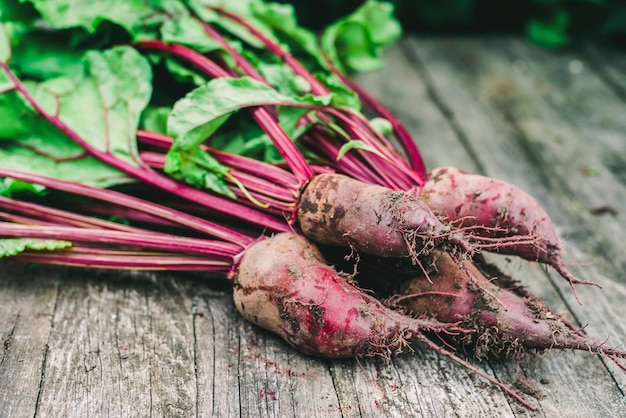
left=393, top=251, right=626, bottom=365
left=233, top=232, right=463, bottom=358
left=297, top=173, right=470, bottom=260
left=419, top=167, right=598, bottom=294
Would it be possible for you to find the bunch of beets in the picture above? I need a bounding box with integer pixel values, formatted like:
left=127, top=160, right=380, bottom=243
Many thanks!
left=0, top=0, right=623, bottom=410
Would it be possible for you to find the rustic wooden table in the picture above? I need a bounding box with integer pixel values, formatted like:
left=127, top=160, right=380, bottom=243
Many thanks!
left=2, top=37, right=626, bottom=417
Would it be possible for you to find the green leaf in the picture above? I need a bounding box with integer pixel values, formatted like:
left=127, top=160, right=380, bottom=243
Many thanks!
left=24, top=0, right=186, bottom=40
left=191, top=0, right=327, bottom=75
left=0, top=72, right=13, bottom=95
left=164, top=146, right=236, bottom=198
left=209, top=116, right=266, bottom=155
left=250, top=1, right=324, bottom=67
left=316, top=73, right=360, bottom=109
left=167, top=76, right=329, bottom=151
left=257, top=62, right=311, bottom=97
left=166, top=76, right=330, bottom=193
left=322, top=1, right=402, bottom=73
left=164, top=57, right=207, bottom=87
left=0, top=177, right=45, bottom=197
left=526, top=10, right=571, bottom=47
left=0, top=23, right=11, bottom=63
left=0, top=146, right=129, bottom=188
left=224, top=104, right=313, bottom=163
left=0, top=84, right=128, bottom=186
left=370, top=117, right=392, bottom=136
left=0, top=46, right=153, bottom=187
left=188, top=0, right=270, bottom=49
left=9, top=28, right=87, bottom=80
left=140, top=106, right=171, bottom=134
left=0, top=238, right=72, bottom=258
left=336, top=139, right=387, bottom=161
left=160, top=13, right=224, bottom=53
left=275, top=105, right=312, bottom=139
left=192, top=0, right=324, bottom=68
left=53, top=46, right=152, bottom=162
left=25, top=0, right=146, bottom=32
left=0, top=0, right=38, bottom=23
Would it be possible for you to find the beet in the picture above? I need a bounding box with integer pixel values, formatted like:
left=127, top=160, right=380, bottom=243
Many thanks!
left=394, top=251, right=626, bottom=364
left=233, top=232, right=461, bottom=358
left=420, top=166, right=599, bottom=296
left=298, top=173, right=470, bottom=260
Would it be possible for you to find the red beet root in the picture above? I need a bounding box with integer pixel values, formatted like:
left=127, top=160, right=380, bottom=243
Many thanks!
left=394, top=251, right=626, bottom=364
left=233, top=233, right=462, bottom=358
left=420, top=167, right=598, bottom=295
left=298, top=173, right=470, bottom=260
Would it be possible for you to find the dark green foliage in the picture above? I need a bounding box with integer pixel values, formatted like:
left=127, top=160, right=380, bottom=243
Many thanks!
left=281, top=0, right=626, bottom=47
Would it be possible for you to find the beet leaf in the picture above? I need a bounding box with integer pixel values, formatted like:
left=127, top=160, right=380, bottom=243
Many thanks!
left=165, top=76, right=329, bottom=187
left=0, top=41, right=151, bottom=187
left=23, top=0, right=182, bottom=35
left=321, top=1, right=402, bottom=74
left=0, top=238, right=72, bottom=257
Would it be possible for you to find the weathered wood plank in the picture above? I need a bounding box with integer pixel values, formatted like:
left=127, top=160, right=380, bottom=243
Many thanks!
left=581, top=41, right=626, bottom=103
left=192, top=281, right=242, bottom=417
left=0, top=263, right=58, bottom=418
left=31, top=269, right=199, bottom=417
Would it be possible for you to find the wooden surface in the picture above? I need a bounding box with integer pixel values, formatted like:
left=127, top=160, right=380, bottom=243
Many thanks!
left=2, top=37, right=626, bottom=417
